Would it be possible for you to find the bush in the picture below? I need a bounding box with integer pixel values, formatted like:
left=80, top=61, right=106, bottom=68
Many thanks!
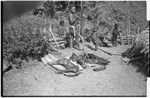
left=3, top=15, right=50, bottom=65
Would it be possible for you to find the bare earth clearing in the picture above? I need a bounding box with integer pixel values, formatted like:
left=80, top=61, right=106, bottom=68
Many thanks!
left=3, top=45, right=146, bottom=96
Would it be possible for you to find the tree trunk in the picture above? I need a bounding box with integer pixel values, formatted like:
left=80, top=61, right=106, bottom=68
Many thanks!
left=80, top=1, right=83, bottom=36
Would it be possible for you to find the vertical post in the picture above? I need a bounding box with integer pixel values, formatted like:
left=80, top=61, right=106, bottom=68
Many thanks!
left=125, top=30, right=128, bottom=45
left=120, top=30, right=123, bottom=45
left=137, top=26, right=140, bottom=35
left=134, top=26, right=140, bottom=42
left=128, top=20, right=130, bottom=45
left=132, top=27, right=135, bottom=44
left=80, top=1, right=83, bottom=36
left=129, top=20, right=132, bottom=45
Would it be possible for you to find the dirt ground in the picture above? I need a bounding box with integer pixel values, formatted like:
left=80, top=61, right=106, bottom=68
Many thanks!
left=3, top=45, right=147, bottom=96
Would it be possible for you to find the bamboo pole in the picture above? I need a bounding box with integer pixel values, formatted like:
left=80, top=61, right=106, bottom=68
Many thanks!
left=132, top=28, right=135, bottom=44
left=134, top=26, right=140, bottom=43
left=125, top=30, right=128, bottom=45
left=137, top=26, right=140, bottom=35
left=120, top=31, right=123, bottom=45
left=128, top=20, right=130, bottom=45
left=129, top=20, right=133, bottom=45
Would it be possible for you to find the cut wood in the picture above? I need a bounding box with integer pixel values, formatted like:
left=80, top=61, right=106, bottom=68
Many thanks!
left=129, top=56, right=144, bottom=62
left=49, top=39, right=64, bottom=42
left=50, top=41, right=65, bottom=45
left=85, top=44, right=122, bottom=56
left=41, top=53, right=58, bottom=65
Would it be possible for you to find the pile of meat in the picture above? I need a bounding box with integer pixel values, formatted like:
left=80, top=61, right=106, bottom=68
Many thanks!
left=42, top=52, right=110, bottom=77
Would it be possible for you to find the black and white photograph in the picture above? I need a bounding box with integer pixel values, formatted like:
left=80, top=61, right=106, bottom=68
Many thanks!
left=1, top=1, right=149, bottom=96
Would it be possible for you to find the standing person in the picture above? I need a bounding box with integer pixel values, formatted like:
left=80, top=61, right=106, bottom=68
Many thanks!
left=89, top=25, right=99, bottom=51
left=66, top=4, right=80, bottom=49
left=92, top=27, right=99, bottom=51
left=112, top=23, right=120, bottom=46
left=66, top=27, right=75, bottom=48
left=58, top=19, right=68, bottom=38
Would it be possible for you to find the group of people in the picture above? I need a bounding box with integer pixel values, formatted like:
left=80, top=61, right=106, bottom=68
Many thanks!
left=59, top=4, right=121, bottom=51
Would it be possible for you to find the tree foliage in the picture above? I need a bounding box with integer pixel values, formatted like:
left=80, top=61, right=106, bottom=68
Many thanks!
left=3, top=1, right=148, bottom=67
left=3, top=15, right=50, bottom=65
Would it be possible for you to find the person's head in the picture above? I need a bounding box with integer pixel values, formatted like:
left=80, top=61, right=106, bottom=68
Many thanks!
left=60, top=20, right=65, bottom=26
left=70, top=4, right=76, bottom=12
left=92, top=25, right=99, bottom=32
left=114, top=23, right=119, bottom=29
left=69, top=27, right=74, bottom=32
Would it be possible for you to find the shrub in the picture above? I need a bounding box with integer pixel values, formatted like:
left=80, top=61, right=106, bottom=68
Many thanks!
left=3, top=15, right=50, bottom=65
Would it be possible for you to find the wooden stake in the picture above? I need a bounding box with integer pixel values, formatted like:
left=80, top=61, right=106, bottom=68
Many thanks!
left=128, top=20, right=131, bottom=45
left=126, top=30, right=128, bottom=45
left=137, top=26, right=140, bottom=35
left=120, top=30, right=123, bottom=45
